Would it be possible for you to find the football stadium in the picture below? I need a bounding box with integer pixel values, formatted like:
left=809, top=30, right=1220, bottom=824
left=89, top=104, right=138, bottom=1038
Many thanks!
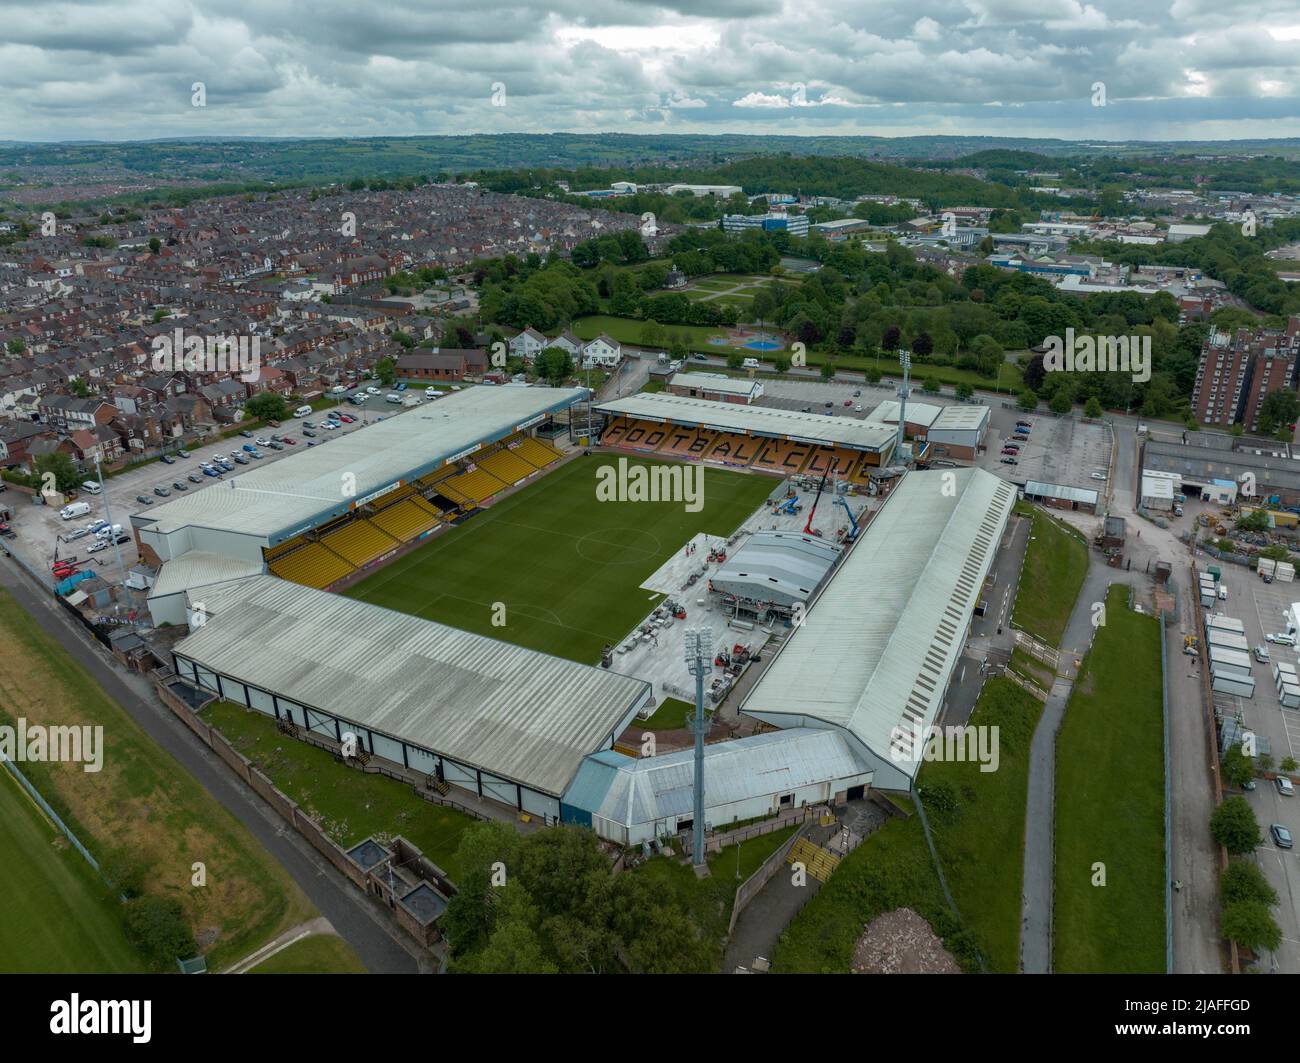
left=140, top=385, right=1015, bottom=843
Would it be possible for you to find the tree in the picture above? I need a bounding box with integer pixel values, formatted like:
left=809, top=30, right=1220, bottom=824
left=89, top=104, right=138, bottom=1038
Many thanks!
left=375, top=357, right=397, bottom=387
left=1282, top=757, right=1298, bottom=774
left=392, top=329, right=415, bottom=349
left=244, top=391, right=287, bottom=423
left=864, top=367, right=883, bottom=384
left=5, top=338, right=26, bottom=355
left=1220, top=900, right=1283, bottom=953
left=910, top=332, right=934, bottom=359
left=819, top=361, right=835, bottom=381
left=534, top=347, right=573, bottom=386
left=1220, top=859, right=1279, bottom=907
left=149, top=236, right=161, bottom=254
left=121, top=896, right=197, bottom=971
left=1084, top=396, right=1103, bottom=418
left=1221, top=742, right=1256, bottom=790
left=726, top=352, right=744, bottom=370
left=1210, top=796, right=1262, bottom=855
left=35, top=452, right=79, bottom=493
left=773, top=356, right=790, bottom=374
left=1017, top=390, right=1039, bottom=412
left=1258, top=388, right=1300, bottom=435
left=922, top=377, right=941, bottom=394
left=1049, top=390, right=1071, bottom=415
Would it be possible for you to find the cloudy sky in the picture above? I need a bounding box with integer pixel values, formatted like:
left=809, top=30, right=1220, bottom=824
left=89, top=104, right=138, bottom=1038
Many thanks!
left=4, top=0, right=1300, bottom=143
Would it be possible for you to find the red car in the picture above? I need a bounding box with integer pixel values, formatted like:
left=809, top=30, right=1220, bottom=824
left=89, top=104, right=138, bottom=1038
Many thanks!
left=843, top=399, right=853, bottom=407
left=338, top=414, right=356, bottom=423
left=280, top=436, right=297, bottom=445
left=1001, top=448, right=1018, bottom=456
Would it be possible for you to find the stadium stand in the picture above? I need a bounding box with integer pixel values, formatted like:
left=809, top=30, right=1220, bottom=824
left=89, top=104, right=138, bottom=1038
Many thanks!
left=322, top=520, right=400, bottom=568
left=476, top=447, right=536, bottom=486
left=268, top=541, right=356, bottom=589
left=600, top=417, right=633, bottom=446
left=704, top=432, right=762, bottom=468
left=751, top=438, right=813, bottom=474
left=442, top=466, right=509, bottom=505
left=618, top=420, right=668, bottom=453
left=659, top=425, right=706, bottom=458
left=514, top=436, right=562, bottom=469
left=370, top=497, right=442, bottom=542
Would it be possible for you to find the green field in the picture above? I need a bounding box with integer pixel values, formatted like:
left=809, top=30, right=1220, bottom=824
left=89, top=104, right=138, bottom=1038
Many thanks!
left=1054, top=585, right=1165, bottom=973
left=1012, top=505, right=1090, bottom=646
left=346, top=454, right=775, bottom=662
left=249, top=933, right=367, bottom=974
left=919, top=678, right=1044, bottom=973
left=204, top=700, right=476, bottom=883
left=0, top=769, right=143, bottom=973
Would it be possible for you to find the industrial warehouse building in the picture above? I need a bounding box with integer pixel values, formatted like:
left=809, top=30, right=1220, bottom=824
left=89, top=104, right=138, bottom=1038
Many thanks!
left=1143, top=431, right=1294, bottom=504
left=709, top=530, right=841, bottom=620
left=740, top=467, right=1017, bottom=790
left=1023, top=479, right=1100, bottom=513
left=921, top=404, right=992, bottom=461
left=668, top=371, right=763, bottom=404
left=170, top=576, right=652, bottom=822
left=865, top=399, right=943, bottom=438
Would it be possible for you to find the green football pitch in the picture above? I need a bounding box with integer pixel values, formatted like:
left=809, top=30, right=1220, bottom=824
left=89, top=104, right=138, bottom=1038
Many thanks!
left=0, top=768, right=143, bottom=973
left=346, top=453, right=775, bottom=663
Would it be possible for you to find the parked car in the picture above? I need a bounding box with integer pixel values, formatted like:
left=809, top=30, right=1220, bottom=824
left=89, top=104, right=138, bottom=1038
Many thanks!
left=853, top=389, right=861, bottom=397
left=177, top=449, right=191, bottom=458
left=854, top=405, right=863, bottom=413
left=233, top=454, right=249, bottom=465
left=240, top=430, right=254, bottom=438
left=1001, top=448, right=1019, bottom=456
left=63, top=527, right=90, bottom=541
left=172, top=481, right=188, bottom=492
left=1272, top=823, right=1293, bottom=849
left=153, top=485, right=171, bottom=497
left=338, top=414, right=356, bottom=423
left=843, top=399, right=853, bottom=407
left=136, top=494, right=153, bottom=505
left=395, top=382, right=408, bottom=391
left=1267, top=632, right=1297, bottom=646
left=1090, top=472, right=1108, bottom=481
left=242, top=444, right=257, bottom=453
left=203, top=467, right=220, bottom=478
left=160, top=454, right=176, bottom=464
left=217, top=461, right=234, bottom=472
left=302, top=428, right=317, bottom=437
left=1000, top=457, right=1018, bottom=465
left=1254, top=646, right=1270, bottom=663
left=114, top=534, right=131, bottom=546
left=1016, top=420, right=1033, bottom=429
left=801, top=406, right=812, bottom=413
left=1277, top=776, right=1295, bottom=796
left=248, top=450, right=263, bottom=459
left=302, top=421, right=315, bottom=429
left=320, top=421, right=337, bottom=430
left=1011, top=433, right=1029, bottom=442
left=266, top=441, right=283, bottom=450
left=254, top=437, right=271, bottom=447
left=187, top=472, right=203, bottom=483
left=281, top=436, right=297, bottom=445
left=692, top=353, right=708, bottom=362
left=86, top=538, right=109, bottom=554
left=366, top=386, right=381, bottom=395
left=212, top=453, right=227, bottom=463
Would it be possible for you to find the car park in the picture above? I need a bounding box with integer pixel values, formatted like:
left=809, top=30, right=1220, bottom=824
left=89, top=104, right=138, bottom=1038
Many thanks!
left=1272, top=823, right=1293, bottom=849
left=136, top=494, right=153, bottom=505
left=172, top=481, right=188, bottom=492
left=1278, top=776, right=1295, bottom=796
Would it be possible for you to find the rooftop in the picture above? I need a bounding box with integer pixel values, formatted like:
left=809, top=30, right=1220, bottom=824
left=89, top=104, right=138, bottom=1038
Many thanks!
left=172, top=576, right=650, bottom=796
left=133, top=386, right=584, bottom=545
left=595, top=392, right=897, bottom=453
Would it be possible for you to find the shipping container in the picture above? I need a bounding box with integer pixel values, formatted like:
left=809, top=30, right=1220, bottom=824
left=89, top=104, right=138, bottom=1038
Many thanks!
left=1213, top=674, right=1256, bottom=698
left=1208, top=630, right=1250, bottom=653
left=1259, top=558, right=1278, bottom=577
left=1209, top=645, right=1253, bottom=670
left=1279, top=562, right=1296, bottom=583
left=1206, top=615, right=1246, bottom=633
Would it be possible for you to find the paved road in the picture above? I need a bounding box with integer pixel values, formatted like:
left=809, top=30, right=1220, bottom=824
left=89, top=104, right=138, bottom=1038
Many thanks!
left=0, top=559, right=425, bottom=974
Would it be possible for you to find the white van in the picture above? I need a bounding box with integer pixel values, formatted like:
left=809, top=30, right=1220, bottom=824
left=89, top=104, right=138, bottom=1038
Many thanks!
left=60, top=501, right=91, bottom=520
left=329, top=385, right=347, bottom=396
left=80, top=481, right=102, bottom=495
left=385, top=393, right=403, bottom=404
left=293, top=405, right=313, bottom=418
left=742, top=357, right=761, bottom=369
